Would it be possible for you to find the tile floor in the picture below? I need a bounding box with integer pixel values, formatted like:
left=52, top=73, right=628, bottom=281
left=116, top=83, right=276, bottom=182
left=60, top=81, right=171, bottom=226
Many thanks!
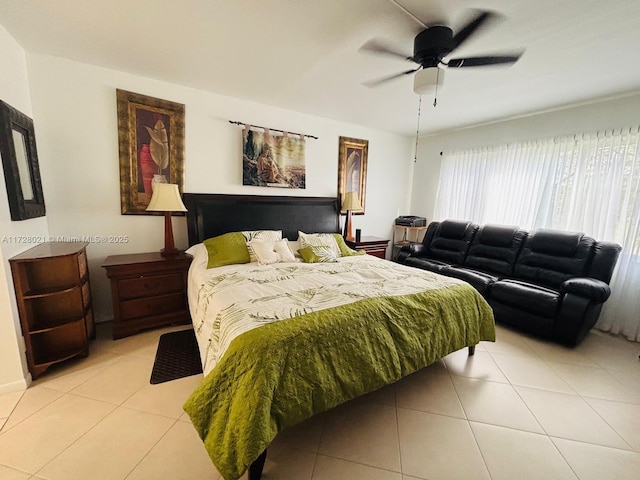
left=1, top=322, right=639, bottom=480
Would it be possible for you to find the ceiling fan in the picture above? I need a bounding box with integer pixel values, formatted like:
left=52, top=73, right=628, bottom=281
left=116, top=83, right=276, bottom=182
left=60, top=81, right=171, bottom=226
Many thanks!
left=361, top=9, right=523, bottom=94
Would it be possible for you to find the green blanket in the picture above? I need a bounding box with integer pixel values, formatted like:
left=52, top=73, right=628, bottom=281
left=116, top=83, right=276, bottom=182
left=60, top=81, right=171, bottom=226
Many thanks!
left=184, top=283, right=494, bottom=480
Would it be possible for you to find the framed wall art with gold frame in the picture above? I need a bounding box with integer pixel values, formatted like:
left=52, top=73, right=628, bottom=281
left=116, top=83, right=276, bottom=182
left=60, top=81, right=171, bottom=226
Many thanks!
left=116, top=89, right=185, bottom=215
left=337, top=136, right=368, bottom=215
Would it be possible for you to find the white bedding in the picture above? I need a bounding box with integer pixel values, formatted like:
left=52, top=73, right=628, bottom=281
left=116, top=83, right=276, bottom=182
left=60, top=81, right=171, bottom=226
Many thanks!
left=186, top=246, right=464, bottom=376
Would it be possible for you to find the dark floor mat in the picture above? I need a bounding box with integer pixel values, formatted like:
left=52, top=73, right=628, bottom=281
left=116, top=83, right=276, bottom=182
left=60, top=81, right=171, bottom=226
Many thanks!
left=150, top=329, right=203, bottom=384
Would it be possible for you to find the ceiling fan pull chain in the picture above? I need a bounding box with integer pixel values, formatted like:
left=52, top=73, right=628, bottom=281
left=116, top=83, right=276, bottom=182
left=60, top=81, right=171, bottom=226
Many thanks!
left=414, top=95, right=423, bottom=162
left=433, top=69, right=440, bottom=107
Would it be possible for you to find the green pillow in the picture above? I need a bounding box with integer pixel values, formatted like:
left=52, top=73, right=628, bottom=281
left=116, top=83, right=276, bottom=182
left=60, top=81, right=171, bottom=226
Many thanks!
left=203, top=232, right=250, bottom=268
left=298, top=245, right=339, bottom=263
left=331, top=234, right=366, bottom=257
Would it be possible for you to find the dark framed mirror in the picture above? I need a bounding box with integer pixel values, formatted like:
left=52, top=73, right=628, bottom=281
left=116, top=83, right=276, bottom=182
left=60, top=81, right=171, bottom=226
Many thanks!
left=0, top=101, right=45, bottom=220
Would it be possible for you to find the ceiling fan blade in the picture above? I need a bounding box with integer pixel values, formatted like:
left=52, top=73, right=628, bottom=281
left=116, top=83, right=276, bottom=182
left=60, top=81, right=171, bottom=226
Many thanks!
left=451, top=10, right=496, bottom=50
left=359, top=39, right=414, bottom=62
left=362, top=68, right=420, bottom=88
left=447, top=54, right=522, bottom=68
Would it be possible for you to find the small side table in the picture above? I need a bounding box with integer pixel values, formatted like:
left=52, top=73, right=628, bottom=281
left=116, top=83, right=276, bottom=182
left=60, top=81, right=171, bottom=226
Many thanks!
left=102, top=251, right=192, bottom=339
left=345, top=236, right=390, bottom=259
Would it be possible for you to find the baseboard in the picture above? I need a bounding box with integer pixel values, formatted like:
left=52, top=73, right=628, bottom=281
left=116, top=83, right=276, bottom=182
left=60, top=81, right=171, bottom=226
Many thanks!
left=0, top=374, right=31, bottom=395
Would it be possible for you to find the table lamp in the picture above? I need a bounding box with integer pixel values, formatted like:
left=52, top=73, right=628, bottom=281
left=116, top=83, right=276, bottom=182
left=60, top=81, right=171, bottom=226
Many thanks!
left=146, top=183, right=187, bottom=257
left=342, top=191, right=362, bottom=242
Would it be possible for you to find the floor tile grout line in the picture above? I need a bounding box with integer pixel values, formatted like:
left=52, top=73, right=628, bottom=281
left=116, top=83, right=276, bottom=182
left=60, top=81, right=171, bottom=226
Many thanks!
left=32, top=394, right=118, bottom=478
left=446, top=362, right=494, bottom=479
left=392, top=383, right=404, bottom=478
left=546, top=359, right=640, bottom=404
left=123, top=417, right=180, bottom=480
left=486, top=348, right=579, bottom=395
left=509, top=380, right=636, bottom=454
left=464, top=420, right=494, bottom=479
left=0, top=390, right=27, bottom=435
left=313, top=452, right=405, bottom=477
left=30, top=352, right=129, bottom=402
left=0, top=389, right=88, bottom=437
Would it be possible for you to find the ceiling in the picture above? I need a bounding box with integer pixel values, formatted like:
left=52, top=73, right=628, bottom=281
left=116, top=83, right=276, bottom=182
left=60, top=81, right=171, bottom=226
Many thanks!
left=2, top=0, right=640, bottom=136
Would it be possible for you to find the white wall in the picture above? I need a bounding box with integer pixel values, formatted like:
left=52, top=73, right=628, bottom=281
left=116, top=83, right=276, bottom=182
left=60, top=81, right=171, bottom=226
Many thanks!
left=25, top=54, right=414, bottom=325
left=411, top=92, right=640, bottom=220
left=0, top=26, right=50, bottom=392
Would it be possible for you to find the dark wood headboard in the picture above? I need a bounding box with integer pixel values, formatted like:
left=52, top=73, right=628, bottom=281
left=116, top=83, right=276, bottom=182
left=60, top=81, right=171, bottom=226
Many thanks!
left=183, top=193, right=341, bottom=245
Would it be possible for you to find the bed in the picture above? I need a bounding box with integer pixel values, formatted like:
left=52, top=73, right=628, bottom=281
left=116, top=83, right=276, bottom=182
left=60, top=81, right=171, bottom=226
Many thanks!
left=181, top=193, right=495, bottom=480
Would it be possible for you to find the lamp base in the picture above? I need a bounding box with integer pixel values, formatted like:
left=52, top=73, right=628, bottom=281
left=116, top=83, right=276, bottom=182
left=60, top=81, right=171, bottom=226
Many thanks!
left=161, top=211, right=179, bottom=258
left=343, top=210, right=354, bottom=242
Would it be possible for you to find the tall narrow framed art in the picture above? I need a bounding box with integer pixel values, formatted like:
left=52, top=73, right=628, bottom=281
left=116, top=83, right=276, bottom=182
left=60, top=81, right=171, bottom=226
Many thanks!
left=337, top=136, right=368, bottom=214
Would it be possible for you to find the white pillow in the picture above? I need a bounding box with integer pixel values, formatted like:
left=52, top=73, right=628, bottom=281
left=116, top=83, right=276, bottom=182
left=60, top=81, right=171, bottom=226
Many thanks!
left=298, top=231, right=341, bottom=257
left=288, top=239, right=302, bottom=258
left=248, top=239, right=296, bottom=265
left=242, top=230, right=283, bottom=262
left=185, top=243, right=208, bottom=266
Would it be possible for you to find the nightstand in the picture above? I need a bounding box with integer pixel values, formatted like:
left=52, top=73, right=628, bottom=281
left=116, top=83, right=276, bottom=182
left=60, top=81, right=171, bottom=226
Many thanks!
left=102, top=252, right=192, bottom=339
left=345, top=236, right=390, bottom=259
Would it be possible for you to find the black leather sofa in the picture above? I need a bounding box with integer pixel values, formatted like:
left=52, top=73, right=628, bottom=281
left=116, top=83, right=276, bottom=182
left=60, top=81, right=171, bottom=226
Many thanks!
left=397, top=220, right=622, bottom=346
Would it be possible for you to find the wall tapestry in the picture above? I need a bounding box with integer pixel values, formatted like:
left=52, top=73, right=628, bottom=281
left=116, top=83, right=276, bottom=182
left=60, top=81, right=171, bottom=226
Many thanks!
left=116, top=89, right=185, bottom=215
left=242, top=128, right=306, bottom=188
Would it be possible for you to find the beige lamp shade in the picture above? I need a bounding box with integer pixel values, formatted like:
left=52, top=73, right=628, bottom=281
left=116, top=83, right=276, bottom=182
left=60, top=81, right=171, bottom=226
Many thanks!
left=146, top=183, right=186, bottom=257
left=342, top=191, right=362, bottom=211
left=146, top=183, right=187, bottom=212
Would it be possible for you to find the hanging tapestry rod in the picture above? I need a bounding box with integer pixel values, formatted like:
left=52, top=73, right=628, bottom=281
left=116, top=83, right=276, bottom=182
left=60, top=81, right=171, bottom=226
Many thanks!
left=228, top=120, right=318, bottom=139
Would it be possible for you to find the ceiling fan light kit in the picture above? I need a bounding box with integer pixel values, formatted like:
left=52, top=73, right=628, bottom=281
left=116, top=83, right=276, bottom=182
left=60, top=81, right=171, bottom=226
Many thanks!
left=413, top=68, right=444, bottom=94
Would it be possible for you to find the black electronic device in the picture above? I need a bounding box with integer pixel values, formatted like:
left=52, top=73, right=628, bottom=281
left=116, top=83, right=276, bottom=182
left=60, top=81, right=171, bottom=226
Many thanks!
left=395, top=216, right=427, bottom=227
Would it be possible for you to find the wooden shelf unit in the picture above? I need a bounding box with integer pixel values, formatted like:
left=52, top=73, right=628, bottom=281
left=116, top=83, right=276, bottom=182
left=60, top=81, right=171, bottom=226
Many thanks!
left=9, top=242, right=94, bottom=379
left=392, top=225, right=428, bottom=260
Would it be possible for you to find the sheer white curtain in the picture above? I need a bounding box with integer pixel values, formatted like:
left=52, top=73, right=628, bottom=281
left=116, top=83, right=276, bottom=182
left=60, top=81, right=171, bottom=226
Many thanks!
left=434, top=129, right=640, bottom=341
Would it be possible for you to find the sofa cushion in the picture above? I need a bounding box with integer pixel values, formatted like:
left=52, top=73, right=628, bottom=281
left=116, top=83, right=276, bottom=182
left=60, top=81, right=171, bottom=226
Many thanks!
left=479, top=225, right=518, bottom=247
left=404, top=257, right=452, bottom=273
left=513, top=229, right=595, bottom=288
left=490, top=279, right=560, bottom=318
left=439, top=220, right=471, bottom=239
left=445, top=267, right=499, bottom=295
left=529, top=229, right=582, bottom=256
left=464, top=225, right=527, bottom=276
left=424, top=220, right=478, bottom=265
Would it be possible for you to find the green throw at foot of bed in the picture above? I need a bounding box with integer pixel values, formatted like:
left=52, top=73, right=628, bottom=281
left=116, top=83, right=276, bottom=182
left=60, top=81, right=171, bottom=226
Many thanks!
left=184, top=283, right=495, bottom=480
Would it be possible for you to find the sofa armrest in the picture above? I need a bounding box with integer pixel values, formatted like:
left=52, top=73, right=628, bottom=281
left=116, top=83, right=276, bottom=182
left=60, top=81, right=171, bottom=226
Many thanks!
left=560, top=277, right=611, bottom=303
left=402, top=243, right=426, bottom=256
left=396, top=243, right=426, bottom=264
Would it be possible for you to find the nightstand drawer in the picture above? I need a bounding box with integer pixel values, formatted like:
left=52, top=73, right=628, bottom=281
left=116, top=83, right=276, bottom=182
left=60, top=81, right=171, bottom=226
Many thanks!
left=119, top=273, right=184, bottom=300
left=120, top=292, right=186, bottom=320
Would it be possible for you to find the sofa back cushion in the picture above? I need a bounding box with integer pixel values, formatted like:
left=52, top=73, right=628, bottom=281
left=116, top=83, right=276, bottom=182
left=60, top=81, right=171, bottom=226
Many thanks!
left=513, top=229, right=595, bottom=288
left=464, top=224, right=527, bottom=276
left=425, top=220, right=479, bottom=264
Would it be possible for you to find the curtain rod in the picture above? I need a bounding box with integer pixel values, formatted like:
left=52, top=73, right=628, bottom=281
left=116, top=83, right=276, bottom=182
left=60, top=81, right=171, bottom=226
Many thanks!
left=228, top=120, right=318, bottom=139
